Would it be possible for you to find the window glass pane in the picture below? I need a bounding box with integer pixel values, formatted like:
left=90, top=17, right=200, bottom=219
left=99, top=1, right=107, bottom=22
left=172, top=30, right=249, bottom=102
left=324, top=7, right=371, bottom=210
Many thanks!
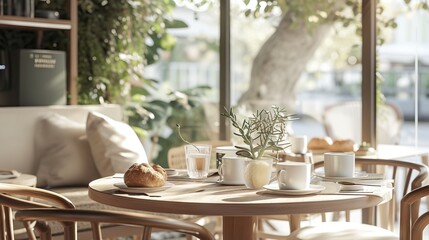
left=378, top=0, right=429, bottom=147
left=143, top=2, right=220, bottom=166
left=230, top=1, right=363, bottom=147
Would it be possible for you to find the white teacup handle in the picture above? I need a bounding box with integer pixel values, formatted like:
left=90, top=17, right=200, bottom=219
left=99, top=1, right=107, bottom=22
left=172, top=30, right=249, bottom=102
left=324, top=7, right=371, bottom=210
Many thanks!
left=277, top=169, right=288, bottom=189
left=277, top=169, right=287, bottom=180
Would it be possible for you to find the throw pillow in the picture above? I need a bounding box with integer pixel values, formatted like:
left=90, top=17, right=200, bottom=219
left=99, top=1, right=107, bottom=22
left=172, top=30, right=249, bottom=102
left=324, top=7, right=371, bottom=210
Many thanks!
left=35, top=113, right=100, bottom=187
left=86, top=111, right=148, bottom=177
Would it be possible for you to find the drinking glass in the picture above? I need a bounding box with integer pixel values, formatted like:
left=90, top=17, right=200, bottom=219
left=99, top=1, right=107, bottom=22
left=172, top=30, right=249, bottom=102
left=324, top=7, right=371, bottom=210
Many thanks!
left=184, top=144, right=212, bottom=179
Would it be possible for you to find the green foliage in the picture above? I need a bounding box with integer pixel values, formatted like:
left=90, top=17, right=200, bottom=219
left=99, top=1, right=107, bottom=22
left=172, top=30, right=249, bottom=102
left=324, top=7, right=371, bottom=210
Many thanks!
left=222, top=106, right=295, bottom=160
left=127, top=85, right=212, bottom=167
left=76, top=0, right=177, bottom=104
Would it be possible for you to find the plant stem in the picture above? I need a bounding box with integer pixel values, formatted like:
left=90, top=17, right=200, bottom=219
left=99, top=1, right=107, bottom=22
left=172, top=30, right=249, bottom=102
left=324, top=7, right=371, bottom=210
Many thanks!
left=176, top=124, right=200, bottom=152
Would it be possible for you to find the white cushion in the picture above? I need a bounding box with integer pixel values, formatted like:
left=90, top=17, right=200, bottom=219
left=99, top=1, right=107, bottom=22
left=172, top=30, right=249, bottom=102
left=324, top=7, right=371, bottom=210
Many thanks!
left=35, top=113, right=100, bottom=187
left=289, top=222, right=398, bottom=240
left=86, top=111, right=148, bottom=176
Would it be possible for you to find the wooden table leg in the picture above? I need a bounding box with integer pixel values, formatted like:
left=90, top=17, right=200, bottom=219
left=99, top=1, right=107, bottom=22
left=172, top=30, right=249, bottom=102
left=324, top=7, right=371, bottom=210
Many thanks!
left=223, top=216, right=257, bottom=240
left=362, top=207, right=375, bottom=225
left=289, top=214, right=302, bottom=232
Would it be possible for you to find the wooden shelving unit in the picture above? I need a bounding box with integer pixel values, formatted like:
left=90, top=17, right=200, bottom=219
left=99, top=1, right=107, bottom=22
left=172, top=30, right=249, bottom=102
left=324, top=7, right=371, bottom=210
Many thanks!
left=0, top=15, right=72, bottom=30
left=0, top=0, right=78, bottom=104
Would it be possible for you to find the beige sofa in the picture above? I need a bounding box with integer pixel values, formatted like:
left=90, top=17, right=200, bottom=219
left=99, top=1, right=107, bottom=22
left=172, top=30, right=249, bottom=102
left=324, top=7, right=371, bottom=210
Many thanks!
left=0, top=104, right=148, bottom=238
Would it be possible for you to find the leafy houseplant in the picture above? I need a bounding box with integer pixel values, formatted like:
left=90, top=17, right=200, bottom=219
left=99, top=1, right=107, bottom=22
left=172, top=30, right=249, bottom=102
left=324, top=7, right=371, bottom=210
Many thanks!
left=221, top=106, right=295, bottom=189
left=221, top=105, right=294, bottom=160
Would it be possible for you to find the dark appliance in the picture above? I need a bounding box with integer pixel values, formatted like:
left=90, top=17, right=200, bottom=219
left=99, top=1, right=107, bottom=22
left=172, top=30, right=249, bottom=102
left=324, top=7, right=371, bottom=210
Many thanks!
left=10, top=49, right=67, bottom=106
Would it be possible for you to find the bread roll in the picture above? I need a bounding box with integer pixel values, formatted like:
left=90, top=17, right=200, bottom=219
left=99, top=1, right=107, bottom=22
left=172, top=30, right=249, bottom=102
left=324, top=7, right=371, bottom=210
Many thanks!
left=307, top=137, right=333, bottom=150
left=329, top=139, right=355, bottom=152
left=124, top=163, right=167, bottom=187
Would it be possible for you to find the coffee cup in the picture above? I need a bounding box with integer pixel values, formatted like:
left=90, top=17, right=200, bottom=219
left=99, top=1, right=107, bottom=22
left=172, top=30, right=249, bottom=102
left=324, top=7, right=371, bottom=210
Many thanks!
left=218, top=156, right=246, bottom=185
left=276, top=162, right=311, bottom=190
left=216, top=146, right=238, bottom=168
left=290, top=135, right=308, bottom=154
left=324, top=152, right=355, bottom=178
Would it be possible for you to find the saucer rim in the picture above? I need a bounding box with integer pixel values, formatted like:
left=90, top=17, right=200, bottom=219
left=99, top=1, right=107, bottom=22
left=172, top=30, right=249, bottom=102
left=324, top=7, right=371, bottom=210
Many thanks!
left=314, top=170, right=368, bottom=180
left=114, top=182, right=174, bottom=193
left=263, top=183, right=326, bottom=195
left=216, top=179, right=245, bottom=186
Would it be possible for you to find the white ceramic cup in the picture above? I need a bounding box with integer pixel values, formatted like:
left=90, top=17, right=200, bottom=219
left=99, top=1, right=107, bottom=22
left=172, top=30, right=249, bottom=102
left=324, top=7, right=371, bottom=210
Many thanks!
left=276, top=162, right=311, bottom=190
left=218, top=156, right=246, bottom=185
left=324, top=152, right=355, bottom=178
left=290, top=135, right=308, bottom=154
left=216, top=146, right=238, bottom=168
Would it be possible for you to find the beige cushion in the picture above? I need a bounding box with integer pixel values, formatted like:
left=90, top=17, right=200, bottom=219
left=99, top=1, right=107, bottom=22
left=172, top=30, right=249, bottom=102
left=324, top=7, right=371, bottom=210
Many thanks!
left=35, top=113, right=100, bottom=187
left=86, top=111, right=148, bottom=176
left=289, top=222, right=398, bottom=240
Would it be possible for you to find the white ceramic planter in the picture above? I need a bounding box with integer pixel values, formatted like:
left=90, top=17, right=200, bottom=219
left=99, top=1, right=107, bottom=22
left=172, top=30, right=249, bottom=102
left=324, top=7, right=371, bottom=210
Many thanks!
left=243, top=158, right=273, bottom=189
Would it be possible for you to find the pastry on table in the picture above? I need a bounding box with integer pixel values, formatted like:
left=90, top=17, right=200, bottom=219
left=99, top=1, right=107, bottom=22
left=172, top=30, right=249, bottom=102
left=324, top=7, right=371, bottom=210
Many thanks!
left=124, top=163, right=167, bottom=187
left=307, top=137, right=333, bottom=152
left=329, top=139, right=355, bottom=152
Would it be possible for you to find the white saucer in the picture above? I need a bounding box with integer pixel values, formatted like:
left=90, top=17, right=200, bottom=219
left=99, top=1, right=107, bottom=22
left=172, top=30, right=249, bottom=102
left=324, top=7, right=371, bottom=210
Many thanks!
left=339, top=184, right=364, bottom=191
left=114, top=182, right=174, bottom=193
left=216, top=179, right=245, bottom=186
left=0, top=170, right=20, bottom=180
left=263, top=183, right=325, bottom=196
left=164, top=169, right=179, bottom=177
left=314, top=170, right=368, bottom=181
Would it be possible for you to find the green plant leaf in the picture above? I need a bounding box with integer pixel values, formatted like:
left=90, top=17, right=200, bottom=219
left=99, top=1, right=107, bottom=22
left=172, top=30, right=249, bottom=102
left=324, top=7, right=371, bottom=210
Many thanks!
left=165, top=19, right=188, bottom=28
left=236, top=150, right=253, bottom=159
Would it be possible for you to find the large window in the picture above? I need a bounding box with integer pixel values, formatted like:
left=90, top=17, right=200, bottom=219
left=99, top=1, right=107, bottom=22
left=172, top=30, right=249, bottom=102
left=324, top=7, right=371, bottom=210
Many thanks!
left=228, top=1, right=363, bottom=144
left=378, top=0, right=429, bottom=147
left=145, top=0, right=429, bottom=161
left=143, top=1, right=220, bottom=166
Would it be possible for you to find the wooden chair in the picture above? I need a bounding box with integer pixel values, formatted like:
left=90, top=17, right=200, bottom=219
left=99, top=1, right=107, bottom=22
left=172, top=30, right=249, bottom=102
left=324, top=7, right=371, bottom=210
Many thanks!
left=0, top=183, right=214, bottom=240
left=287, top=158, right=429, bottom=240
left=288, top=185, right=429, bottom=240
left=14, top=208, right=215, bottom=240
left=0, top=183, right=76, bottom=240
left=322, top=101, right=403, bottom=144
left=400, top=185, right=429, bottom=240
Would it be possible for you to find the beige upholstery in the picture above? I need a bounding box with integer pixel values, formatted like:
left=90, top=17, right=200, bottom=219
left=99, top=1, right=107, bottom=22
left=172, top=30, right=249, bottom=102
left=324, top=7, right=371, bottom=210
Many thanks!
left=15, top=208, right=215, bottom=240
left=288, top=159, right=429, bottom=240
left=0, top=105, right=123, bottom=175
left=168, top=140, right=233, bottom=169
left=322, top=101, right=403, bottom=144
left=0, top=105, right=153, bottom=239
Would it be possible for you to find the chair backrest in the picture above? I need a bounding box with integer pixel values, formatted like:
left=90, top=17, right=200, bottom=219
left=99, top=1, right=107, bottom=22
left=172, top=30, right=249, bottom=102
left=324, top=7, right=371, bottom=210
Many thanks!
left=167, top=140, right=232, bottom=169
left=314, top=158, right=428, bottom=229
left=322, top=101, right=403, bottom=144
left=400, top=185, right=429, bottom=240
left=14, top=208, right=215, bottom=240
left=0, top=183, right=76, bottom=240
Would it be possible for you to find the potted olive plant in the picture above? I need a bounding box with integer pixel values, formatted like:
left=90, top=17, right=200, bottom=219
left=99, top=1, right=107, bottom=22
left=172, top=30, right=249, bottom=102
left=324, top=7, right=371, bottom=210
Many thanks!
left=222, top=106, right=294, bottom=189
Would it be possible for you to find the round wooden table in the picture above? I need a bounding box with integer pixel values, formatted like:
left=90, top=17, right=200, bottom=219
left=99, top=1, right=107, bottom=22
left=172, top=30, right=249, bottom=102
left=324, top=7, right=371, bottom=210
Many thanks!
left=89, top=177, right=386, bottom=240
